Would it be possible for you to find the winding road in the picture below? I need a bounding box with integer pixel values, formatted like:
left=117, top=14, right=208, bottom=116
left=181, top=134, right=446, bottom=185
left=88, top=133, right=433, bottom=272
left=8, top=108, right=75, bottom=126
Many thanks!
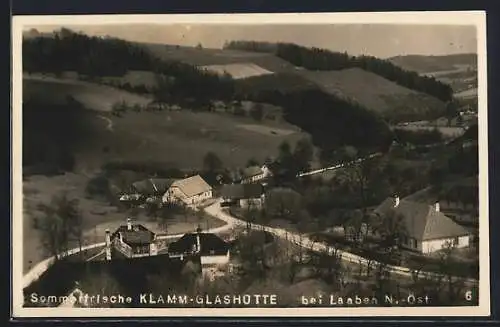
left=204, top=200, right=478, bottom=285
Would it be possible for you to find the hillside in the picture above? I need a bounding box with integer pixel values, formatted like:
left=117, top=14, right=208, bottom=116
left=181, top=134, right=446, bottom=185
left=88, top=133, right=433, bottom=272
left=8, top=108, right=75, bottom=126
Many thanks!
left=22, top=29, right=395, bottom=171
left=225, top=41, right=454, bottom=102
left=22, top=78, right=310, bottom=174
left=298, top=68, right=446, bottom=123
left=141, top=43, right=297, bottom=73
left=388, top=54, right=477, bottom=74
left=24, top=74, right=154, bottom=112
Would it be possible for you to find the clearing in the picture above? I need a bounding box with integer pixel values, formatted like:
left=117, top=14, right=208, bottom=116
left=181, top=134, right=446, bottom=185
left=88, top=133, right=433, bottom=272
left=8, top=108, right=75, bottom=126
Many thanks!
left=23, top=74, right=154, bottom=112
left=101, top=110, right=307, bottom=171
left=237, top=124, right=298, bottom=136
left=101, top=70, right=159, bottom=89
left=142, top=43, right=297, bottom=73
left=298, top=68, right=445, bottom=121
left=200, top=63, right=274, bottom=79
left=454, top=88, right=478, bottom=99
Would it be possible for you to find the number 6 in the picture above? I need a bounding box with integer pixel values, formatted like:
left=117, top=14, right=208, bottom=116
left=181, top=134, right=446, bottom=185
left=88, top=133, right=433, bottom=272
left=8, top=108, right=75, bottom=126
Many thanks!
left=465, top=291, right=472, bottom=301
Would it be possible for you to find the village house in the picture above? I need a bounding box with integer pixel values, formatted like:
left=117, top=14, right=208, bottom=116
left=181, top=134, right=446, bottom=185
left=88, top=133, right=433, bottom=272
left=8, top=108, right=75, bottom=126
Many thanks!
left=240, top=165, right=272, bottom=184
left=105, top=219, right=158, bottom=260
left=130, top=178, right=176, bottom=200
left=373, top=195, right=472, bottom=254
left=168, top=229, right=231, bottom=281
left=162, top=175, right=212, bottom=206
left=221, top=183, right=266, bottom=209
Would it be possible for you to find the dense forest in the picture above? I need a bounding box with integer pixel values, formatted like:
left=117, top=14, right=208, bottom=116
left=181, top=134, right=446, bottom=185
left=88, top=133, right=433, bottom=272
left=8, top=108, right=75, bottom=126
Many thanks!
left=248, top=89, right=394, bottom=160
left=23, top=97, right=87, bottom=175
left=224, top=41, right=454, bottom=102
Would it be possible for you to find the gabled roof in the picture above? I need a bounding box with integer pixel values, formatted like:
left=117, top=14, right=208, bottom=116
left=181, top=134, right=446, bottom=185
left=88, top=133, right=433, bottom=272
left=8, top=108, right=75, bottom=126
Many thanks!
left=170, top=175, right=212, bottom=197
left=168, top=232, right=229, bottom=256
left=221, top=183, right=264, bottom=200
left=242, top=166, right=264, bottom=179
left=132, top=178, right=177, bottom=195
left=374, top=197, right=470, bottom=241
left=111, top=224, right=155, bottom=245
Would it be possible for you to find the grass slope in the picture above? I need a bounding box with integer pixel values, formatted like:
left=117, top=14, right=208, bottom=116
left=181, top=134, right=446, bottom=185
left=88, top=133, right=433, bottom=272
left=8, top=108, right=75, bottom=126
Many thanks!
left=23, top=78, right=308, bottom=173
left=298, top=68, right=445, bottom=122
left=24, top=75, right=153, bottom=112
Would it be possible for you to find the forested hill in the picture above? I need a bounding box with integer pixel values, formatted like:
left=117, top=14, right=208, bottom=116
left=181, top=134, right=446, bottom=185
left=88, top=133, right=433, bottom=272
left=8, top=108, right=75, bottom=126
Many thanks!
left=22, top=28, right=394, bottom=157
left=223, top=41, right=453, bottom=102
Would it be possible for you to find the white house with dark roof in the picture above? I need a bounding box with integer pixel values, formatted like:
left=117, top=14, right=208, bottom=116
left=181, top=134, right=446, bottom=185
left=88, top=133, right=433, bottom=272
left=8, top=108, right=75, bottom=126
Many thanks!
left=221, top=183, right=266, bottom=209
left=168, top=228, right=231, bottom=281
left=162, top=175, right=212, bottom=206
left=373, top=195, right=471, bottom=254
left=105, top=219, right=158, bottom=259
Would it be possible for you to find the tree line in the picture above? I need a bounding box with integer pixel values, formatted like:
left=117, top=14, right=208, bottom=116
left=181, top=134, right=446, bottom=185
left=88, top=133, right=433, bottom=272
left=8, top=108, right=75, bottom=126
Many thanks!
left=224, top=40, right=454, bottom=102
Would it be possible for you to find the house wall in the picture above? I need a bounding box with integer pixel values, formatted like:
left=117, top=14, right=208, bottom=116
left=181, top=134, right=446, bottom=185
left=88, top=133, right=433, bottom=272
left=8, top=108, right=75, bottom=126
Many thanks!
left=150, top=242, right=158, bottom=256
left=163, top=187, right=212, bottom=205
left=241, top=173, right=265, bottom=184
left=200, top=252, right=230, bottom=266
left=112, top=238, right=133, bottom=257
left=421, top=235, right=470, bottom=253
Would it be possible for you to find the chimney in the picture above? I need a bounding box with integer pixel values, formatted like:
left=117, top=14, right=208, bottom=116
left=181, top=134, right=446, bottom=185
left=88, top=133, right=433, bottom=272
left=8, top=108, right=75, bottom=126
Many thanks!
left=393, top=195, right=400, bottom=208
left=435, top=202, right=440, bottom=212
left=105, top=229, right=111, bottom=261
left=127, top=218, right=132, bottom=231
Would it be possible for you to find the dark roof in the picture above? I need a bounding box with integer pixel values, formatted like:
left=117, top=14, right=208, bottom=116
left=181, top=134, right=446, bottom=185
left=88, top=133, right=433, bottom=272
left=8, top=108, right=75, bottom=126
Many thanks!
left=111, top=224, right=155, bottom=245
left=168, top=233, right=229, bottom=256
left=132, top=178, right=176, bottom=195
left=374, top=197, right=470, bottom=241
left=221, top=183, right=264, bottom=200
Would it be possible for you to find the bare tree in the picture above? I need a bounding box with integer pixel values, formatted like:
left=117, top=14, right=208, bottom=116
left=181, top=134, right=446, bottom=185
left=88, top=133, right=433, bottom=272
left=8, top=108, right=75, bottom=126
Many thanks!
left=37, top=193, right=82, bottom=259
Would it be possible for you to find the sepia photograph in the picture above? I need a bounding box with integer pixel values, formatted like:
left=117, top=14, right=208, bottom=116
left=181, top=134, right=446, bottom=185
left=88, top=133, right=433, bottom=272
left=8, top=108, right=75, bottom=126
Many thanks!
left=11, top=11, right=489, bottom=317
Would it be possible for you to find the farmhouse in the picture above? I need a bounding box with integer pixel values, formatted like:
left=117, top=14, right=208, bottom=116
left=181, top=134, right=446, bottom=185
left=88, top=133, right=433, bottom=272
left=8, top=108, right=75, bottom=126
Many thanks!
left=373, top=196, right=471, bottom=254
left=240, top=165, right=272, bottom=184
left=162, top=175, right=212, bottom=206
left=105, top=219, right=158, bottom=260
left=168, top=229, right=231, bottom=280
left=221, top=183, right=266, bottom=209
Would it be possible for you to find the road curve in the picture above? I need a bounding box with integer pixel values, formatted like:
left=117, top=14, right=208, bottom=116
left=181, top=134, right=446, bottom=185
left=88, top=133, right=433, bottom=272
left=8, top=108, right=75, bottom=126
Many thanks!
left=204, top=199, right=478, bottom=285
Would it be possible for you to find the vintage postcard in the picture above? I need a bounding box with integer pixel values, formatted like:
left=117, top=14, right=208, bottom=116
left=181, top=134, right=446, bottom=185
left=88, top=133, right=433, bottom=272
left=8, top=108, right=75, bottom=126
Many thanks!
left=11, top=11, right=489, bottom=318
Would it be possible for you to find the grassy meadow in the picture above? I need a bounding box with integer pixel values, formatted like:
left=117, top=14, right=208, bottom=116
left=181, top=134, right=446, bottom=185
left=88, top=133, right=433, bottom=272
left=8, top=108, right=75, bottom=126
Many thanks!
left=298, top=68, right=445, bottom=120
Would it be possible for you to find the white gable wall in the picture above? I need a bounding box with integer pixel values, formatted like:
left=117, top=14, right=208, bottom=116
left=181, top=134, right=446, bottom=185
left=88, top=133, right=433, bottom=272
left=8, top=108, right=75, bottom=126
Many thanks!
left=421, top=235, right=470, bottom=254
left=200, top=252, right=230, bottom=266
left=163, top=186, right=212, bottom=205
